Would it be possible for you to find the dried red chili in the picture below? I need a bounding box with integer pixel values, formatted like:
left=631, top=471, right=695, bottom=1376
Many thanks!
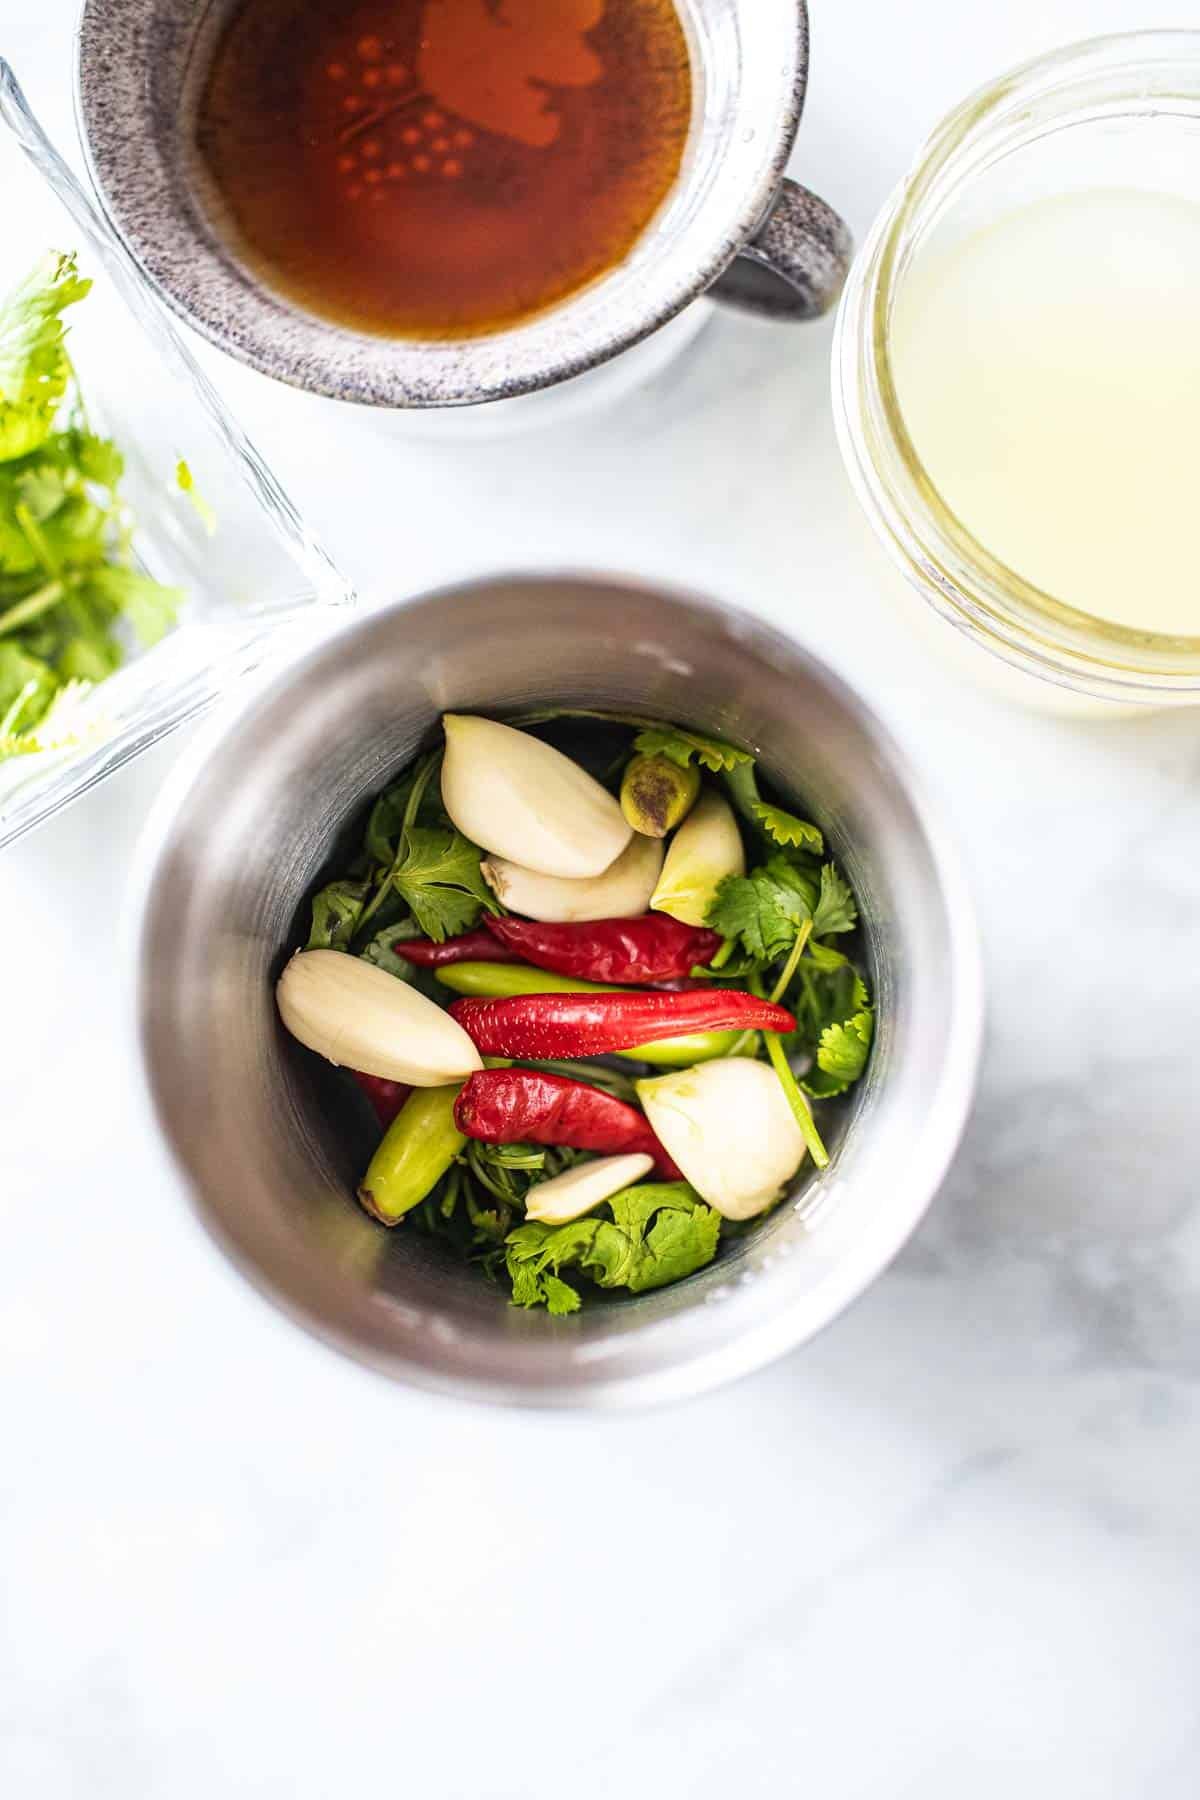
left=400, top=928, right=521, bottom=968
left=448, top=989, right=796, bottom=1060
left=483, top=913, right=722, bottom=985
left=453, top=1068, right=681, bottom=1179
left=352, top=1071, right=412, bottom=1129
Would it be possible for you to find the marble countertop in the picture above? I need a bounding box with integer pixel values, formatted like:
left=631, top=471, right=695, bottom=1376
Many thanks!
left=3, top=2, right=1198, bottom=1794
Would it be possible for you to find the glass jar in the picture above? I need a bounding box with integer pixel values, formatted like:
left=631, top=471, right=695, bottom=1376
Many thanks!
left=833, top=32, right=1200, bottom=712
left=0, top=61, right=352, bottom=851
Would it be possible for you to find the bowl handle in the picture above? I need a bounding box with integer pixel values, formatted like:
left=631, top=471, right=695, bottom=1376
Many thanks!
left=710, top=179, right=853, bottom=321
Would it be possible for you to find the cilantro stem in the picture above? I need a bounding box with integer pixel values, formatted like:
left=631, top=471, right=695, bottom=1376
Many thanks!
left=401, top=750, right=441, bottom=839
left=0, top=577, right=66, bottom=638
left=15, top=501, right=60, bottom=577
left=710, top=938, right=736, bottom=971
left=765, top=1031, right=829, bottom=1170
left=0, top=677, right=39, bottom=737
left=356, top=750, right=443, bottom=938
left=769, top=921, right=813, bottom=1007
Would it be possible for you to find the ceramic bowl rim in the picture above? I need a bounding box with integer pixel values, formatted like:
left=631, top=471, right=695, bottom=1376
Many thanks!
left=76, top=0, right=810, bottom=407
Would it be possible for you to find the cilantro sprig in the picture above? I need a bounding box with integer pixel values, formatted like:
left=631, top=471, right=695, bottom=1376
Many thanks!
left=307, top=748, right=498, bottom=956
left=703, top=824, right=871, bottom=1143
left=513, top=707, right=752, bottom=776
left=0, top=251, right=90, bottom=462
left=506, top=1182, right=722, bottom=1315
left=0, top=252, right=184, bottom=762
left=723, top=759, right=825, bottom=857
left=707, top=856, right=857, bottom=962
left=630, top=723, right=751, bottom=775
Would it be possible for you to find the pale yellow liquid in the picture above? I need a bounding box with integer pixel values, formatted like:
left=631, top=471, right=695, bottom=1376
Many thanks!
left=891, top=189, right=1200, bottom=640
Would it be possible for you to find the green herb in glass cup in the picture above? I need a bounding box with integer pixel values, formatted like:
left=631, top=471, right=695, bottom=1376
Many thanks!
left=0, top=253, right=183, bottom=760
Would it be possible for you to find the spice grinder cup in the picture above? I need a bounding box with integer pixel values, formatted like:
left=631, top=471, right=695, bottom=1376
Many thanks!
left=132, top=576, right=983, bottom=1407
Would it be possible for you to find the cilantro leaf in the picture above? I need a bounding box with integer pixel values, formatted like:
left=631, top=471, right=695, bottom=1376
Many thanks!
left=363, top=756, right=453, bottom=867
left=508, top=1252, right=581, bottom=1315
left=810, top=864, right=858, bottom=937
left=0, top=675, right=93, bottom=761
left=504, top=1183, right=722, bottom=1312
left=77, top=432, right=124, bottom=490
left=805, top=1011, right=874, bottom=1099
left=750, top=801, right=825, bottom=856
left=789, top=960, right=869, bottom=1053
left=467, top=1140, right=589, bottom=1209
left=723, top=760, right=825, bottom=857
left=632, top=724, right=751, bottom=774
left=0, top=260, right=194, bottom=754
left=306, top=880, right=370, bottom=950
left=0, top=253, right=91, bottom=463
left=14, top=462, right=68, bottom=522
left=0, top=488, right=40, bottom=572
left=0, top=641, right=56, bottom=731
left=706, top=867, right=808, bottom=962
left=86, top=566, right=183, bottom=648
left=392, top=824, right=496, bottom=943
left=712, top=857, right=855, bottom=969
left=706, top=854, right=819, bottom=965
left=540, top=1276, right=583, bottom=1316
left=805, top=939, right=851, bottom=973
left=366, top=769, right=424, bottom=866
left=358, top=921, right=424, bottom=980
left=55, top=630, right=121, bottom=684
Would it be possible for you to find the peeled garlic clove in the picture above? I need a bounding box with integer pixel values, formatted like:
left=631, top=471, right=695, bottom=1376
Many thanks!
left=636, top=1058, right=807, bottom=1220
left=482, top=833, right=664, bottom=924
left=525, top=1152, right=654, bottom=1226
left=650, top=789, right=745, bottom=928
left=441, top=714, right=631, bottom=878
left=276, top=950, right=483, bottom=1086
left=620, top=754, right=701, bottom=839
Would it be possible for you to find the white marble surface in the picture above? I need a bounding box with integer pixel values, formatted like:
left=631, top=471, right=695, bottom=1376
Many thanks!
left=3, top=2, right=1200, bottom=1794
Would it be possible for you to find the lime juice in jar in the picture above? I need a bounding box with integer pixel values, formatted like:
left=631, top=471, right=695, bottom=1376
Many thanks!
left=834, top=33, right=1200, bottom=713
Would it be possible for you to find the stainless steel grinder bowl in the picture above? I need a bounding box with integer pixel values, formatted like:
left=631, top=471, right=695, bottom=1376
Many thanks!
left=133, top=576, right=983, bottom=1407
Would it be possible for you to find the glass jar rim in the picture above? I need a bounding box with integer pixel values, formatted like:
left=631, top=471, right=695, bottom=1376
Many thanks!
left=835, top=31, right=1200, bottom=702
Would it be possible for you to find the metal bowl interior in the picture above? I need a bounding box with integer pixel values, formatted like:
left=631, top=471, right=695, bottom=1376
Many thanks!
left=134, top=577, right=982, bottom=1406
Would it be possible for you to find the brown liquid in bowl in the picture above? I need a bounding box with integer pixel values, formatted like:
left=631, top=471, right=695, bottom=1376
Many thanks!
left=194, top=0, right=692, bottom=339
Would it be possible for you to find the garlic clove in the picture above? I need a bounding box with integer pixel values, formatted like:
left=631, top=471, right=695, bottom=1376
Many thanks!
left=441, top=714, right=632, bottom=878
left=276, top=950, right=483, bottom=1086
left=525, top=1152, right=655, bottom=1226
left=650, top=789, right=745, bottom=928
left=636, top=1058, right=807, bottom=1220
left=481, top=833, right=663, bottom=923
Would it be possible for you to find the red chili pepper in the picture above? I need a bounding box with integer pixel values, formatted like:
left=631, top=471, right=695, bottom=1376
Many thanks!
left=352, top=1071, right=411, bottom=1129
left=484, top=913, right=722, bottom=985
left=448, top=990, right=796, bottom=1059
left=453, top=1068, right=682, bottom=1180
left=400, top=928, right=521, bottom=968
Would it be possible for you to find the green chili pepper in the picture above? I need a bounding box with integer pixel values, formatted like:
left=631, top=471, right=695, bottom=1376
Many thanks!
left=357, top=1085, right=465, bottom=1225
left=436, top=962, right=613, bottom=1000
left=435, top=964, right=738, bottom=1066
left=620, top=753, right=701, bottom=837
left=625, top=1030, right=741, bottom=1067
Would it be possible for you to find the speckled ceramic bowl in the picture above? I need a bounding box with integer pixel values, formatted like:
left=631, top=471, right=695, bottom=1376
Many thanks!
left=76, top=0, right=851, bottom=408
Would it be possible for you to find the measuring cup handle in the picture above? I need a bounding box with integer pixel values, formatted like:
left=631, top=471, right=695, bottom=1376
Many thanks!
left=711, top=178, right=853, bottom=321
